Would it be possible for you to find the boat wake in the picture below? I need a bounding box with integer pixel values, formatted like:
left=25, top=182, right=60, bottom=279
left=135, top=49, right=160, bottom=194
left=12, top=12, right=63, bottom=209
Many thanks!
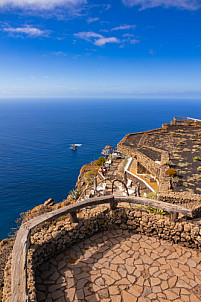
left=69, top=144, right=82, bottom=150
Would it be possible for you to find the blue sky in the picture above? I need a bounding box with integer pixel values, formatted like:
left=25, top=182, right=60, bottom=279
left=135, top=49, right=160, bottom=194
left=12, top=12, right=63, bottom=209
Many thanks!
left=0, top=0, right=201, bottom=98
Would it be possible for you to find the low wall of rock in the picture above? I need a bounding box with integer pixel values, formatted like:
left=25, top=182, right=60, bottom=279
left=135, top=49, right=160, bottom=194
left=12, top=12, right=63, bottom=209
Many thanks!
left=117, top=145, right=160, bottom=178
left=118, top=146, right=201, bottom=211
left=3, top=203, right=201, bottom=302
left=26, top=207, right=201, bottom=301
left=159, top=192, right=201, bottom=211
left=125, top=171, right=152, bottom=193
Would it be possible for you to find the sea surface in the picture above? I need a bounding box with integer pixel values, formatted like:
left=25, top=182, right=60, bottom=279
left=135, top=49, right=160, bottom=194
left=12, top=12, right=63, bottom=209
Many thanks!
left=0, top=98, right=201, bottom=240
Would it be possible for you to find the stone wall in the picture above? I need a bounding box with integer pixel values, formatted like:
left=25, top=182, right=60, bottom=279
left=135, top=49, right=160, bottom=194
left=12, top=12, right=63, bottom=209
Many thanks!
left=3, top=204, right=201, bottom=302
left=118, top=144, right=201, bottom=211
left=158, top=151, right=171, bottom=193
left=124, top=171, right=152, bottom=194
left=117, top=145, right=160, bottom=178
left=159, top=192, right=201, bottom=210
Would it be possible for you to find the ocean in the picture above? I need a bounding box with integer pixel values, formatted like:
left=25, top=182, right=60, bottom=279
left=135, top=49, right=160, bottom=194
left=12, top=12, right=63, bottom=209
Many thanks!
left=0, top=98, right=201, bottom=241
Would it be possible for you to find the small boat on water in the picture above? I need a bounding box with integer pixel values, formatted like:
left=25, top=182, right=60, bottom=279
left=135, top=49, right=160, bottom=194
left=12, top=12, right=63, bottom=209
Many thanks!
left=71, top=144, right=77, bottom=150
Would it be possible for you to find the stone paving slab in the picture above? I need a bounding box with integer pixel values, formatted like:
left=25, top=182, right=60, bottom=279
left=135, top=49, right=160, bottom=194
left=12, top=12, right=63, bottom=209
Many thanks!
left=36, top=229, right=201, bottom=302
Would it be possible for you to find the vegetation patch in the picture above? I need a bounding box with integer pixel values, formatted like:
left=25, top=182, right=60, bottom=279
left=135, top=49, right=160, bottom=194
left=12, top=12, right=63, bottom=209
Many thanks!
left=96, top=157, right=107, bottom=166
left=146, top=191, right=158, bottom=200
left=178, top=162, right=189, bottom=167
left=165, top=168, right=177, bottom=177
left=69, top=188, right=82, bottom=201
left=146, top=206, right=166, bottom=215
left=193, top=156, right=201, bottom=161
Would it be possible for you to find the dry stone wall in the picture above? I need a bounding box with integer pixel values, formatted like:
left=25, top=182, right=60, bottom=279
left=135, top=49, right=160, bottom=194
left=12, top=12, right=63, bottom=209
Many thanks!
left=118, top=143, right=201, bottom=211
left=117, top=145, right=160, bottom=178
left=3, top=204, right=201, bottom=302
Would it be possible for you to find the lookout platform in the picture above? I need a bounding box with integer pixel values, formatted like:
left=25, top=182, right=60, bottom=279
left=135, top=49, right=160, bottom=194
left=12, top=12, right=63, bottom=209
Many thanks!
left=35, top=229, right=201, bottom=302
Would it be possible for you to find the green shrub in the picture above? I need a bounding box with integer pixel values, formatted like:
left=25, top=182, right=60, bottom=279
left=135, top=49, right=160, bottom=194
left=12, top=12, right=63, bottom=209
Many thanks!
left=87, top=176, right=93, bottom=185
left=85, top=167, right=98, bottom=178
left=193, top=156, right=201, bottom=161
left=146, top=190, right=158, bottom=200
left=69, top=188, right=82, bottom=200
left=165, top=168, right=176, bottom=177
left=96, top=157, right=107, bottom=166
left=146, top=207, right=166, bottom=215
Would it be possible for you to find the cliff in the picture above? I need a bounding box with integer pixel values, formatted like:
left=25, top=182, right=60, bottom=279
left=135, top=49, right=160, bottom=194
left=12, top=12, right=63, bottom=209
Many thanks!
left=76, top=160, right=99, bottom=189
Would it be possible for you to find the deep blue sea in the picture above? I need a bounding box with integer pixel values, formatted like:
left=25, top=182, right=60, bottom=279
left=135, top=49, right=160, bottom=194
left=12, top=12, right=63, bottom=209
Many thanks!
left=0, top=98, right=201, bottom=240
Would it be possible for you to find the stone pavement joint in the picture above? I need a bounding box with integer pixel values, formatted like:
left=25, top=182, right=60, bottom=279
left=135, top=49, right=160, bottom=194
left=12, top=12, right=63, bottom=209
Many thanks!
left=36, top=229, right=201, bottom=302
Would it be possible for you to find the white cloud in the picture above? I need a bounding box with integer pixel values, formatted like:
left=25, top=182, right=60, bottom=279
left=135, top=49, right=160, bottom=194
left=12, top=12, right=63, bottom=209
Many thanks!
left=75, top=30, right=140, bottom=47
left=122, top=0, right=201, bottom=10
left=87, top=17, right=99, bottom=24
left=123, top=33, right=135, bottom=37
left=94, top=37, right=120, bottom=46
left=111, top=24, right=136, bottom=31
left=130, top=39, right=140, bottom=44
left=3, top=26, right=49, bottom=37
left=75, top=31, right=103, bottom=41
left=52, top=51, right=67, bottom=56
left=75, top=31, right=120, bottom=46
left=0, top=0, right=86, bottom=10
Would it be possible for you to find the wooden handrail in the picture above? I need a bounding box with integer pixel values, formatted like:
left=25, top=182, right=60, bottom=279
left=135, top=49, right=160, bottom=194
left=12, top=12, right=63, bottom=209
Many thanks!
left=112, top=179, right=129, bottom=196
left=174, top=117, right=201, bottom=122
left=10, top=195, right=193, bottom=302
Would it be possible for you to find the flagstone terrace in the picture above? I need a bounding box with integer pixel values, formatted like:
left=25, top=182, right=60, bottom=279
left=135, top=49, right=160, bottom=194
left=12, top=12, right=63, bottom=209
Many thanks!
left=3, top=194, right=201, bottom=302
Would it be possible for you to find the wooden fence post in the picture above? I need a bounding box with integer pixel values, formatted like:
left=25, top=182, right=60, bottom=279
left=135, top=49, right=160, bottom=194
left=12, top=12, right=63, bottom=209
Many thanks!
left=69, top=212, right=78, bottom=223
left=170, top=212, right=178, bottom=222
left=110, top=199, right=117, bottom=211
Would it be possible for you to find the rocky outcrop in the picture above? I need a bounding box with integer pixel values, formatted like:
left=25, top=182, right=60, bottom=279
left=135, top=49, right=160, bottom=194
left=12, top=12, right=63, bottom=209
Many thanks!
left=44, top=198, right=55, bottom=207
left=76, top=160, right=99, bottom=189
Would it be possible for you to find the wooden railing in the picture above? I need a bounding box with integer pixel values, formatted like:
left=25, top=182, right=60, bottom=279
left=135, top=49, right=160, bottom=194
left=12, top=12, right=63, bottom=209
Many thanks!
left=10, top=195, right=193, bottom=302
left=172, top=117, right=201, bottom=125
